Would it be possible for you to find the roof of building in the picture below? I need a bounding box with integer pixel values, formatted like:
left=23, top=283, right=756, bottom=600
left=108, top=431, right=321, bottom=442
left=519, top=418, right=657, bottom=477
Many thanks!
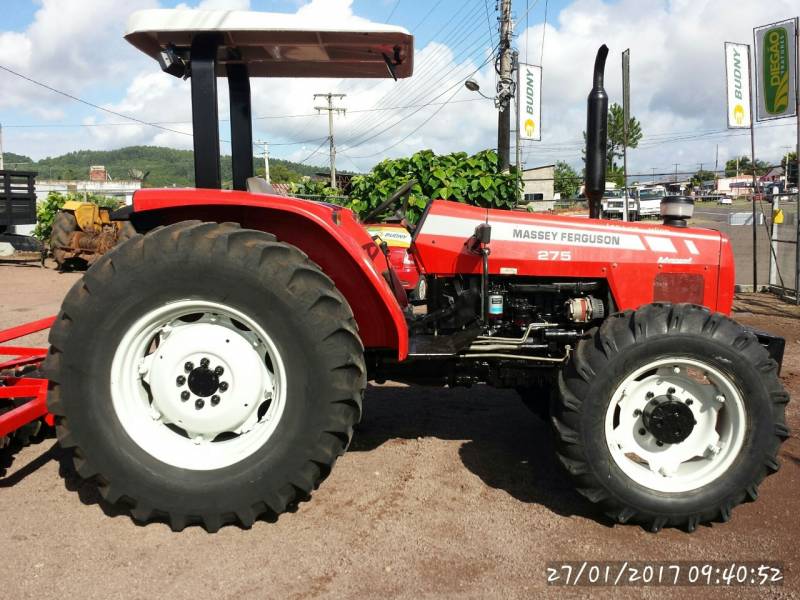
left=125, top=9, right=414, bottom=78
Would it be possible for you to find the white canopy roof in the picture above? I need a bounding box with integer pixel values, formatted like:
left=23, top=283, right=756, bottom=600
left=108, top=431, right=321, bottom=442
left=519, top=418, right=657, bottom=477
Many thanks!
left=125, top=9, right=414, bottom=78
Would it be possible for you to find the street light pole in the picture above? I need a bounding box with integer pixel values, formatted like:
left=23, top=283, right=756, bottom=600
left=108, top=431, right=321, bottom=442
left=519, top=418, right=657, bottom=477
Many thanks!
left=496, top=0, right=514, bottom=171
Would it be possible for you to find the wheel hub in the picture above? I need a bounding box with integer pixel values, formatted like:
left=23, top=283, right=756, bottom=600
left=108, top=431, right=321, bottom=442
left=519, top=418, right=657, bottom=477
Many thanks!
left=642, top=395, right=696, bottom=444
left=187, top=365, right=220, bottom=397
left=147, top=322, right=269, bottom=439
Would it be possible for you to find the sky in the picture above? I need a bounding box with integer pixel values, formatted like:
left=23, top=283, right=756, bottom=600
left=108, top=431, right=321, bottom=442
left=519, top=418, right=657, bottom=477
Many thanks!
left=0, top=0, right=798, bottom=181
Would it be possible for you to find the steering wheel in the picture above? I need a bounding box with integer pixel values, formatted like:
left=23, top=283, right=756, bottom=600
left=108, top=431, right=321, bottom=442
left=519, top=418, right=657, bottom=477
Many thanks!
left=361, top=179, right=418, bottom=225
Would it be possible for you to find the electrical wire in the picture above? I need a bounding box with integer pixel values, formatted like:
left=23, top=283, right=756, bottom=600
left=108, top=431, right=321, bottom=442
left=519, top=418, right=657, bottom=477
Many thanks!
left=0, top=63, right=204, bottom=141
left=385, top=0, right=401, bottom=22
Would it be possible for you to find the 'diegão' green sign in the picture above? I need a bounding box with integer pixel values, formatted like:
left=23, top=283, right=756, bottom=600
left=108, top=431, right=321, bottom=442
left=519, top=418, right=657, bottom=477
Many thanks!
left=763, top=26, right=790, bottom=115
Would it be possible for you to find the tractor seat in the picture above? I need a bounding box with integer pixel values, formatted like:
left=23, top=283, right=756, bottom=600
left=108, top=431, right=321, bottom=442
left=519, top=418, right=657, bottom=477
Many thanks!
left=246, top=177, right=275, bottom=195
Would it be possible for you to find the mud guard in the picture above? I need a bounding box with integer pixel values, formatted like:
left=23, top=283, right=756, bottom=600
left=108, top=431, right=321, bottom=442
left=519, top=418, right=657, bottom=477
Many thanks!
left=120, top=189, right=409, bottom=359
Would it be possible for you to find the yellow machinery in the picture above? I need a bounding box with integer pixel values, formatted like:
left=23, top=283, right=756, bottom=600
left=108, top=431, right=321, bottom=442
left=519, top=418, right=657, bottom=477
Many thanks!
left=50, top=201, right=135, bottom=269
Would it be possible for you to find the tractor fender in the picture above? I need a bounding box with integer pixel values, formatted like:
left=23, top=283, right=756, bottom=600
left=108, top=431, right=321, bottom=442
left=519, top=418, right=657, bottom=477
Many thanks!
left=123, top=188, right=409, bottom=359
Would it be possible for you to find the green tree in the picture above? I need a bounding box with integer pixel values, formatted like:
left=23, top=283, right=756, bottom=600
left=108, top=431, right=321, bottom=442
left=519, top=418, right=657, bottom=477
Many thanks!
left=346, top=149, right=520, bottom=223
left=554, top=161, right=581, bottom=198
left=690, top=169, right=716, bottom=187
left=582, top=102, right=643, bottom=171
left=724, top=156, right=769, bottom=177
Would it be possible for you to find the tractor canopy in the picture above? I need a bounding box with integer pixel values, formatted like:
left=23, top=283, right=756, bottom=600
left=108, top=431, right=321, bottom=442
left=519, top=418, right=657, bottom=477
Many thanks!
left=123, top=9, right=414, bottom=190
left=125, top=9, right=414, bottom=79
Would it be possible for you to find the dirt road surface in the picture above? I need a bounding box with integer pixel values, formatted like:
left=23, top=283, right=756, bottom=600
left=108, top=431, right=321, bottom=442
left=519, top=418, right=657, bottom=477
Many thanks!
left=1, top=258, right=799, bottom=599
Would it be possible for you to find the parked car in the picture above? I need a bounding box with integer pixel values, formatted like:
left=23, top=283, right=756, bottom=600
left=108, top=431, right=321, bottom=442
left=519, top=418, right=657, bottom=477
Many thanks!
left=637, top=186, right=667, bottom=218
left=716, top=195, right=733, bottom=205
left=601, top=189, right=637, bottom=220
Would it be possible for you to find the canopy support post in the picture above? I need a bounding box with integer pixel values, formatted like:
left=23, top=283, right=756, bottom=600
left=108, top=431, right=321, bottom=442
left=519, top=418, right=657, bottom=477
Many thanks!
left=227, top=63, right=254, bottom=191
left=190, top=34, right=222, bottom=189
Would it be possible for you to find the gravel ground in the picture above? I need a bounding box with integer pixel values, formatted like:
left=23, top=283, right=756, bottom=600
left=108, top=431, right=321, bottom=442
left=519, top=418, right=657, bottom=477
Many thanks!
left=1, top=257, right=799, bottom=599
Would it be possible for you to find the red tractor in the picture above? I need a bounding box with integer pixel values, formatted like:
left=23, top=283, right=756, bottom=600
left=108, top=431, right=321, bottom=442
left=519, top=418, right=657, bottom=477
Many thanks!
left=4, top=9, right=789, bottom=533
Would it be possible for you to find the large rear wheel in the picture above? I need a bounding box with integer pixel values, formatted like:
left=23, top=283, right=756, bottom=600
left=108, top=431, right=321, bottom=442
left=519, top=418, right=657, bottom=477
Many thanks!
left=50, top=210, right=78, bottom=270
left=44, top=221, right=365, bottom=531
left=552, top=303, right=789, bottom=531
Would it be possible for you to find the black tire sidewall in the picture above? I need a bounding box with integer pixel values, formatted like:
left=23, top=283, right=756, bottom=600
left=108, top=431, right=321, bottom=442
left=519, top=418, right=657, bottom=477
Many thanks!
left=578, top=334, right=774, bottom=517
left=60, top=245, right=346, bottom=514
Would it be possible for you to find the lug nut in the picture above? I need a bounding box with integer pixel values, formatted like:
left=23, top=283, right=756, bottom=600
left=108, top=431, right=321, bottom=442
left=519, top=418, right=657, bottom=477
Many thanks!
left=667, top=387, right=676, bottom=395
left=656, top=441, right=664, bottom=447
left=211, top=395, right=220, bottom=406
left=200, top=358, right=210, bottom=368
left=633, top=409, right=641, bottom=417
left=685, top=399, right=693, bottom=406
left=638, top=428, right=646, bottom=435
left=219, top=381, right=229, bottom=392
left=184, top=361, right=194, bottom=373
left=176, top=375, right=186, bottom=386
left=195, top=399, right=205, bottom=410
left=646, top=392, right=654, bottom=399
left=214, top=366, right=224, bottom=376
left=181, top=391, right=190, bottom=401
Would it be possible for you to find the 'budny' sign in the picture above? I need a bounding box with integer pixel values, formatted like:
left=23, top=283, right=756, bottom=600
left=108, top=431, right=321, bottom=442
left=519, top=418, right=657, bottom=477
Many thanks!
left=725, top=42, right=751, bottom=128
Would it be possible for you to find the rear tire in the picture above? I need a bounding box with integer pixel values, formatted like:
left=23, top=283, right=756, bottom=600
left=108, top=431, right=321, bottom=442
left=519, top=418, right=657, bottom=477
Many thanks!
left=50, top=210, right=78, bottom=270
left=44, top=221, right=365, bottom=531
left=552, top=303, right=789, bottom=532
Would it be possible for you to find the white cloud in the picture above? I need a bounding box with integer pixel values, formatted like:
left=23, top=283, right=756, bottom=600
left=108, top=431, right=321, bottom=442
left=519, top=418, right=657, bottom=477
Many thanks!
left=2, top=0, right=797, bottom=178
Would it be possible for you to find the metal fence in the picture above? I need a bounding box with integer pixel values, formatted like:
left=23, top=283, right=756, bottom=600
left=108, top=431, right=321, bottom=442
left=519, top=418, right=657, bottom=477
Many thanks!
left=767, top=194, right=800, bottom=302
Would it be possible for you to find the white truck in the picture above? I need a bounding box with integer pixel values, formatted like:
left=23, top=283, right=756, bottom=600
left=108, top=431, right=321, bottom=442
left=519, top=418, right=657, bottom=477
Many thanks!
left=637, top=185, right=667, bottom=219
left=601, top=188, right=638, bottom=220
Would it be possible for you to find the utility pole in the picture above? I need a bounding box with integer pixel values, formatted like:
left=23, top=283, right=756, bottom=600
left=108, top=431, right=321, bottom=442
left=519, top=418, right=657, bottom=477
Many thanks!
left=0, top=123, right=4, bottom=171
left=674, top=163, right=679, bottom=183
left=314, top=93, right=346, bottom=188
left=257, top=140, right=270, bottom=183
left=496, top=0, right=514, bottom=171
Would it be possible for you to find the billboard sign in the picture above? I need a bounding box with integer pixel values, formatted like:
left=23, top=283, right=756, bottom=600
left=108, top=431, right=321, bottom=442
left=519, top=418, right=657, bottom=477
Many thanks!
left=754, top=19, right=797, bottom=121
left=518, top=63, right=542, bottom=141
left=724, top=42, right=752, bottom=128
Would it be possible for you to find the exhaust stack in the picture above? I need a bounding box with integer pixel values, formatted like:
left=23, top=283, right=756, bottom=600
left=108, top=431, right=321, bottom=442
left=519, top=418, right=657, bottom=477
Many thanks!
left=585, top=45, right=609, bottom=219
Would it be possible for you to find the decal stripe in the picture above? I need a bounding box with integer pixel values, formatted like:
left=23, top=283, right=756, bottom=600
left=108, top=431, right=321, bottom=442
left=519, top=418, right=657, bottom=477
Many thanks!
left=685, top=240, right=700, bottom=255
left=487, top=214, right=721, bottom=241
left=421, top=215, right=648, bottom=251
left=645, top=236, right=676, bottom=253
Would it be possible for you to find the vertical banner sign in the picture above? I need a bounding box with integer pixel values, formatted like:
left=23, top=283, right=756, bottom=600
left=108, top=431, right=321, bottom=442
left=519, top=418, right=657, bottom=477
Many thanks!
left=724, top=42, right=752, bottom=128
left=518, top=63, right=542, bottom=141
left=754, top=19, right=797, bottom=121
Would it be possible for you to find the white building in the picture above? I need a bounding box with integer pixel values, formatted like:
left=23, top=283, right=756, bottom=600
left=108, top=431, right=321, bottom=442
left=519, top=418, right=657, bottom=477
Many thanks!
left=35, top=179, right=142, bottom=205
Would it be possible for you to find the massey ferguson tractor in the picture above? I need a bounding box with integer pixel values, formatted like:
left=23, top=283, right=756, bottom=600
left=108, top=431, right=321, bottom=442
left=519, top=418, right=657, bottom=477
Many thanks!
left=0, top=9, right=789, bottom=533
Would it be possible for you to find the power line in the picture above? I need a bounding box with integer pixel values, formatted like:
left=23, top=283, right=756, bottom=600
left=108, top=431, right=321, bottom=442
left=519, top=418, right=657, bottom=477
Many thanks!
left=2, top=99, right=488, bottom=129
left=0, top=63, right=201, bottom=142
left=296, top=139, right=329, bottom=166
left=540, top=0, right=549, bottom=64
left=385, top=0, right=401, bottom=22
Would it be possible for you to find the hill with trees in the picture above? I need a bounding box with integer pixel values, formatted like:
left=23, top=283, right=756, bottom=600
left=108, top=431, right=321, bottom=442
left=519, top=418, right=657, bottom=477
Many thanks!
left=1, top=146, right=328, bottom=187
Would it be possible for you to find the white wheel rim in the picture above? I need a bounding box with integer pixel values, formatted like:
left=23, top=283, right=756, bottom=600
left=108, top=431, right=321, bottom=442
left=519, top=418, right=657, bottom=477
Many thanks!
left=604, top=357, right=746, bottom=493
left=110, top=300, right=287, bottom=470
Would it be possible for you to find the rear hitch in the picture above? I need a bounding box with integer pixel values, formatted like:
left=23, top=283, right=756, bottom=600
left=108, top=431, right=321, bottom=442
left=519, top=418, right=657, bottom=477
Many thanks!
left=585, top=44, right=609, bottom=219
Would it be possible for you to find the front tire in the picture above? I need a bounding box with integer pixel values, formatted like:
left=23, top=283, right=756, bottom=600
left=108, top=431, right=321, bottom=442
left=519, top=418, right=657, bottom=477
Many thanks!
left=44, top=221, right=365, bottom=531
left=552, top=303, right=789, bottom=532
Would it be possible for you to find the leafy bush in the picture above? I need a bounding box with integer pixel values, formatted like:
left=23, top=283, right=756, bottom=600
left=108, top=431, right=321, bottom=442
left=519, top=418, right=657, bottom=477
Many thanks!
left=33, top=191, right=123, bottom=241
left=346, top=149, right=520, bottom=223
left=289, top=177, right=340, bottom=198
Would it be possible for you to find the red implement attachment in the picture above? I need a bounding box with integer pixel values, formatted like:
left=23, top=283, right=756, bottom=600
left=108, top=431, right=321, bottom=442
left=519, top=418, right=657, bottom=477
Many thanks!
left=0, top=316, right=54, bottom=438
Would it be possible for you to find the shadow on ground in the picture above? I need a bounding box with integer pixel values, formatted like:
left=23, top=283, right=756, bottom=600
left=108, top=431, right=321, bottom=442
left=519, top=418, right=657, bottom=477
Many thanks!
left=350, top=383, right=607, bottom=525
